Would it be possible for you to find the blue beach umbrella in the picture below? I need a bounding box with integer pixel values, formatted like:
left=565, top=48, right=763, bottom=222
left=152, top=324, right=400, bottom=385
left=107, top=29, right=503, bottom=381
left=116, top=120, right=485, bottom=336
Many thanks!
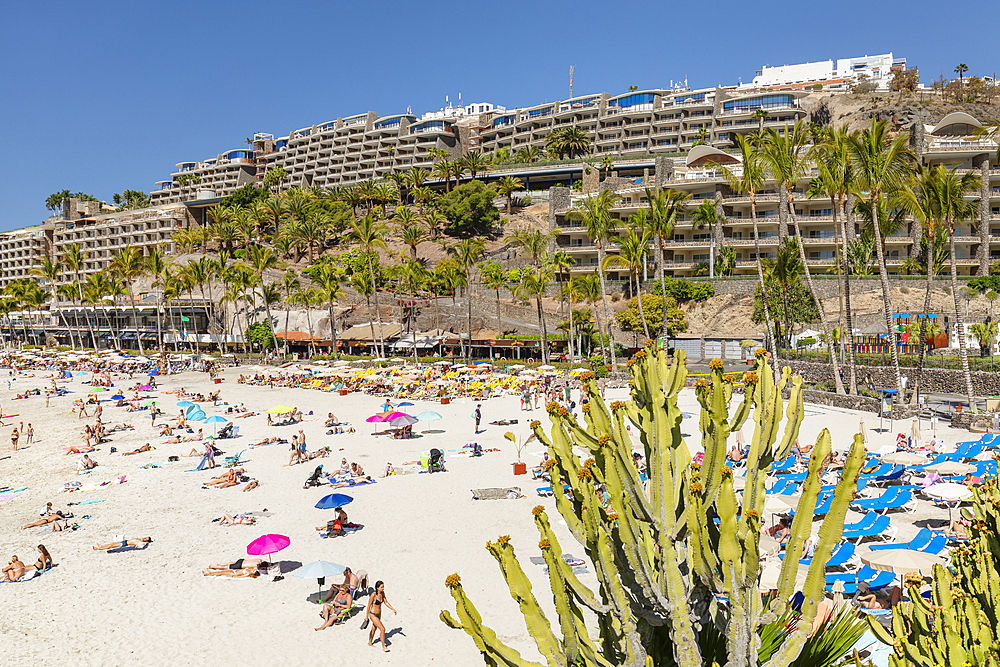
left=204, top=415, right=228, bottom=436
left=112, top=394, right=125, bottom=400
left=397, top=401, right=415, bottom=407
left=315, top=493, right=353, bottom=509
left=177, top=401, right=195, bottom=407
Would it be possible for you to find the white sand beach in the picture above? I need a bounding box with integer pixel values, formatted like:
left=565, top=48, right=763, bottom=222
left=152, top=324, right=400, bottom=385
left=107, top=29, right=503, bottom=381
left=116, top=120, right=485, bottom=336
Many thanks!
left=0, top=362, right=967, bottom=666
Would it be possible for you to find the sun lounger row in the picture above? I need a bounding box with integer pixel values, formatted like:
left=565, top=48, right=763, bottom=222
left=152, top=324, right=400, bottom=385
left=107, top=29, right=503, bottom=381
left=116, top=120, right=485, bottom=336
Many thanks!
left=867, top=527, right=947, bottom=555
left=825, top=565, right=895, bottom=594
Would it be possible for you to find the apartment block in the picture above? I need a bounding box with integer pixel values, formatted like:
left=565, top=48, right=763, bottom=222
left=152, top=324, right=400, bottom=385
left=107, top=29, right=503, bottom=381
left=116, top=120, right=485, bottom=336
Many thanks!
left=0, top=226, right=51, bottom=289
left=554, top=112, right=1000, bottom=279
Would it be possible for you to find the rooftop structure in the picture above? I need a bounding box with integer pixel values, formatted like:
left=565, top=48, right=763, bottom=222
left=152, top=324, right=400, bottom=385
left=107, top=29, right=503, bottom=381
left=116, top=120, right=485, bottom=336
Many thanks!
left=743, top=53, right=905, bottom=91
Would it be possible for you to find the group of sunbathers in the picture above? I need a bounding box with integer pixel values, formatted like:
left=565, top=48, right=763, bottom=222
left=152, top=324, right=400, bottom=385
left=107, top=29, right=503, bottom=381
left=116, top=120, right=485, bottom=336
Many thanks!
left=1, top=545, right=52, bottom=581
left=203, top=467, right=259, bottom=491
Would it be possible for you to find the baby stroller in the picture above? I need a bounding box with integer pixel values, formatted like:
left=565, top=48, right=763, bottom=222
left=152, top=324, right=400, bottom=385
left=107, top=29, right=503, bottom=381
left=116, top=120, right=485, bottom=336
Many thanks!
left=217, top=422, right=234, bottom=439
left=428, top=448, right=446, bottom=473
left=303, top=465, right=325, bottom=488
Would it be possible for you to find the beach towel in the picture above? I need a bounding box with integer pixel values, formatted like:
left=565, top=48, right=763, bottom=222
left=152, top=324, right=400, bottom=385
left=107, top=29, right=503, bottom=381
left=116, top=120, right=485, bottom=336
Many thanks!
left=0, top=491, right=25, bottom=504
left=71, top=499, right=106, bottom=506
left=470, top=487, right=523, bottom=500
left=186, top=455, right=209, bottom=472
left=0, top=569, right=37, bottom=583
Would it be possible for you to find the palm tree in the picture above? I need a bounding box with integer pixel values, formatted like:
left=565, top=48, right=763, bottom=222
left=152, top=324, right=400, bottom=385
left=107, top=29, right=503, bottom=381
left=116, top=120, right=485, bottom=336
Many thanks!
left=31, top=256, right=76, bottom=349
left=246, top=246, right=282, bottom=351
left=316, top=264, right=346, bottom=360
left=719, top=134, right=778, bottom=358
left=495, top=176, right=524, bottom=215
left=954, top=63, right=969, bottom=90
left=516, top=145, right=544, bottom=164
left=145, top=247, right=171, bottom=355
left=279, top=270, right=300, bottom=357
left=901, top=165, right=944, bottom=404
left=566, top=190, right=620, bottom=370
left=603, top=228, right=654, bottom=340
left=479, top=261, right=507, bottom=334
left=938, top=166, right=983, bottom=409
left=422, top=209, right=446, bottom=240
left=848, top=119, right=917, bottom=394
left=109, top=247, right=148, bottom=353
left=646, top=188, right=691, bottom=333
left=515, top=266, right=555, bottom=364
left=350, top=214, right=389, bottom=358
left=690, top=197, right=722, bottom=261
left=61, top=244, right=98, bottom=348
left=434, top=159, right=455, bottom=193
left=764, top=121, right=845, bottom=394
left=399, top=224, right=426, bottom=262
left=447, top=238, right=486, bottom=365
left=766, top=239, right=805, bottom=353
left=811, top=125, right=860, bottom=393
left=461, top=152, right=492, bottom=179
left=751, top=107, right=769, bottom=136
left=511, top=226, right=561, bottom=269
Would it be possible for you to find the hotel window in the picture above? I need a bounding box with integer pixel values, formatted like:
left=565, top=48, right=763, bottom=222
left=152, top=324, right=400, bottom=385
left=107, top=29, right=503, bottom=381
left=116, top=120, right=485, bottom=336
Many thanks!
left=723, top=94, right=796, bottom=113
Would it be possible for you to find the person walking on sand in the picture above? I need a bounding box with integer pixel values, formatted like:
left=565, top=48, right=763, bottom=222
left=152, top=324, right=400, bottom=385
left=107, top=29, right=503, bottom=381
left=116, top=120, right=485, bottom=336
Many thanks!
left=11, top=427, right=19, bottom=451
left=25, top=423, right=33, bottom=446
left=474, top=404, right=481, bottom=433
left=366, top=580, right=397, bottom=652
left=77, top=400, right=88, bottom=419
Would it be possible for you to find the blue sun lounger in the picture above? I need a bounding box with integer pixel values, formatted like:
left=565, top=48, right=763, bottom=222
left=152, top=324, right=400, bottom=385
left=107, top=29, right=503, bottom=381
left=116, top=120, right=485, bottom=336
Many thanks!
left=850, top=487, right=915, bottom=514
left=842, top=513, right=894, bottom=543
left=825, top=565, right=895, bottom=594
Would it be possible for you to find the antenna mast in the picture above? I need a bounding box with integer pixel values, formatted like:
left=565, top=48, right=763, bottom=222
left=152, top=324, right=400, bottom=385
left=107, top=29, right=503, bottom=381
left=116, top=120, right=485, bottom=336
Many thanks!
left=569, top=65, right=575, bottom=99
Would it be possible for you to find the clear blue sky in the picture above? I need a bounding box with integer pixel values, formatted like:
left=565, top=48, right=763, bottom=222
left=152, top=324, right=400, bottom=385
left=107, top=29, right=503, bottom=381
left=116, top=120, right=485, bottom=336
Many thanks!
left=0, top=0, right=990, bottom=231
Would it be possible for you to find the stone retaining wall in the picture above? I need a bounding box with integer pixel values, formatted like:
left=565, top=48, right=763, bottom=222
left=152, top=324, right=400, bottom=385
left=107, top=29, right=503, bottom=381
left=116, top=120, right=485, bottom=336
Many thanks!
left=780, top=359, right=1000, bottom=397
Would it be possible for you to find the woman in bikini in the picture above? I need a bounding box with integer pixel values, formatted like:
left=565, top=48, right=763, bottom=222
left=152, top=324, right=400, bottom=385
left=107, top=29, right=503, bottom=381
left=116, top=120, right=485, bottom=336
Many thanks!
left=1, top=555, right=26, bottom=581
left=315, top=584, right=354, bottom=630
left=218, top=513, right=256, bottom=525
left=25, top=545, right=52, bottom=573
left=366, top=580, right=397, bottom=651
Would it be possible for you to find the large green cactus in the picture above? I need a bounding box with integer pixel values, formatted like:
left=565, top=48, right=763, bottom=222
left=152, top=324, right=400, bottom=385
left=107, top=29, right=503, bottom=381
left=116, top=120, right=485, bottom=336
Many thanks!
left=867, top=475, right=1000, bottom=666
left=442, top=345, right=867, bottom=666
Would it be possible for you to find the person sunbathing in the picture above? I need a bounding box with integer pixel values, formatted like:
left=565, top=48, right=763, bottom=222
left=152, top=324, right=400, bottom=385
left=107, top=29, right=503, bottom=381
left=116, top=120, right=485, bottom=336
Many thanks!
left=316, top=584, right=354, bottom=630
left=25, top=545, right=52, bottom=573
left=65, top=445, right=96, bottom=455
left=962, top=473, right=983, bottom=488
left=93, top=537, right=152, bottom=551
left=159, top=425, right=174, bottom=436
left=306, top=447, right=330, bottom=460
left=856, top=584, right=902, bottom=609
left=243, top=479, right=259, bottom=492
left=122, top=444, right=155, bottom=456
left=1, top=555, right=26, bottom=582
left=22, top=512, right=71, bottom=529
left=205, top=469, right=243, bottom=488
left=350, top=462, right=365, bottom=477
left=727, top=444, right=746, bottom=462
left=328, top=476, right=373, bottom=489
left=324, top=413, right=339, bottom=427
left=935, top=519, right=968, bottom=539
left=202, top=558, right=266, bottom=577
left=217, top=513, right=256, bottom=526
left=317, top=519, right=345, bottom=537
left=532, top=453, right=551, bottom=478
left=766, top=518, right=790, bottom=545
left=81, top=454, right=98, bottom=470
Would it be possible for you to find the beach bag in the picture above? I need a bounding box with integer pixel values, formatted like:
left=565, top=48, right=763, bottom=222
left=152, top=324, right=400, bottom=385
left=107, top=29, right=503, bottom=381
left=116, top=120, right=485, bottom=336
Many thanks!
left=360, top=616, right=369, bottom=630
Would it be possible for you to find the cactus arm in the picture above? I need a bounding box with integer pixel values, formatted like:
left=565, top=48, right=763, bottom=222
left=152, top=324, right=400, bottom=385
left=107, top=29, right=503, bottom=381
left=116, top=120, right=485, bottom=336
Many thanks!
left=715, top=472, right=742, bottom=598
left=773, top=375, right=804, bottom=461
left=774, top=429, right=832, bottom=604
left=685, top=469, right=719, bottom=589
left=761, top=434, right=866, bottom=667
left=533, top=510, right=610, bottom=614
left=729, top=381, right=753, bottom=432
left=700, top=362, right=731, bottom=504
left=442, top=581, right=546, bottom=667
left=487, top=539, right=564, bottom=667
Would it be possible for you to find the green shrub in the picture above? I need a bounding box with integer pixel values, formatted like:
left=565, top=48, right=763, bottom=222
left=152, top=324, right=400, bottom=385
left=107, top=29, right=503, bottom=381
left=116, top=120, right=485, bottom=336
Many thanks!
left=651, top=277, right=715, bottom=302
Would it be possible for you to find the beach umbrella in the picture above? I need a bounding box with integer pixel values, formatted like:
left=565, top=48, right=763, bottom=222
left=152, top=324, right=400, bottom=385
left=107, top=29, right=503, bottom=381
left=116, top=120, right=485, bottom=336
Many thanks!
left=186, top=405, right=206, bottom=421
left=365, top=414, right=389, bottom=423
left=390, top=414, right=419, bottom=427
left=910, top=418, right=921, bottom=444
left=294, top=560, right=346, bottom=595
left=139, top=384, right=152, bottom=391
left=111, top=394, right=125, bottom=400
left=758, top=535, right=782, bottom=556
left=861, top=549, right=945, bottom=576
left=315, top=493, right=354, bottom=509
left=924, top=482, right=974, bottom=522
left=148, top=371, right=159, bottom=376
left=416, top=411, right=442, bottom=422
left=537, top=365, right=556, bottom=371
left=247, top=534, right=290, bottom=565
left=397, top=401, right=415, bottom=407
left=143, top=400, right=160, bottom=407
left=204, top=415, right=228, bottom=436
left=177, top=401, right=195, bottom=407
left=759, top=562, right=806, bottom=591
left=924, top=462, right=976, bottom=476
left=265, top=406, right=293, bottom=414
left=763, top=495, right=798, bottom=514
left=382, top=411, right=412, bottom=421
left=881, top=451, right=927, bottom=466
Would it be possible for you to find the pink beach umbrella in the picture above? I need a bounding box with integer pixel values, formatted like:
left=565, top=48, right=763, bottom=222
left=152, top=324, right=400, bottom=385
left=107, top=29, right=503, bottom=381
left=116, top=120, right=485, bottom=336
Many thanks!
left=365, top=414, right=389, bottom=423
left=247, top=533, right=290, bottom=565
